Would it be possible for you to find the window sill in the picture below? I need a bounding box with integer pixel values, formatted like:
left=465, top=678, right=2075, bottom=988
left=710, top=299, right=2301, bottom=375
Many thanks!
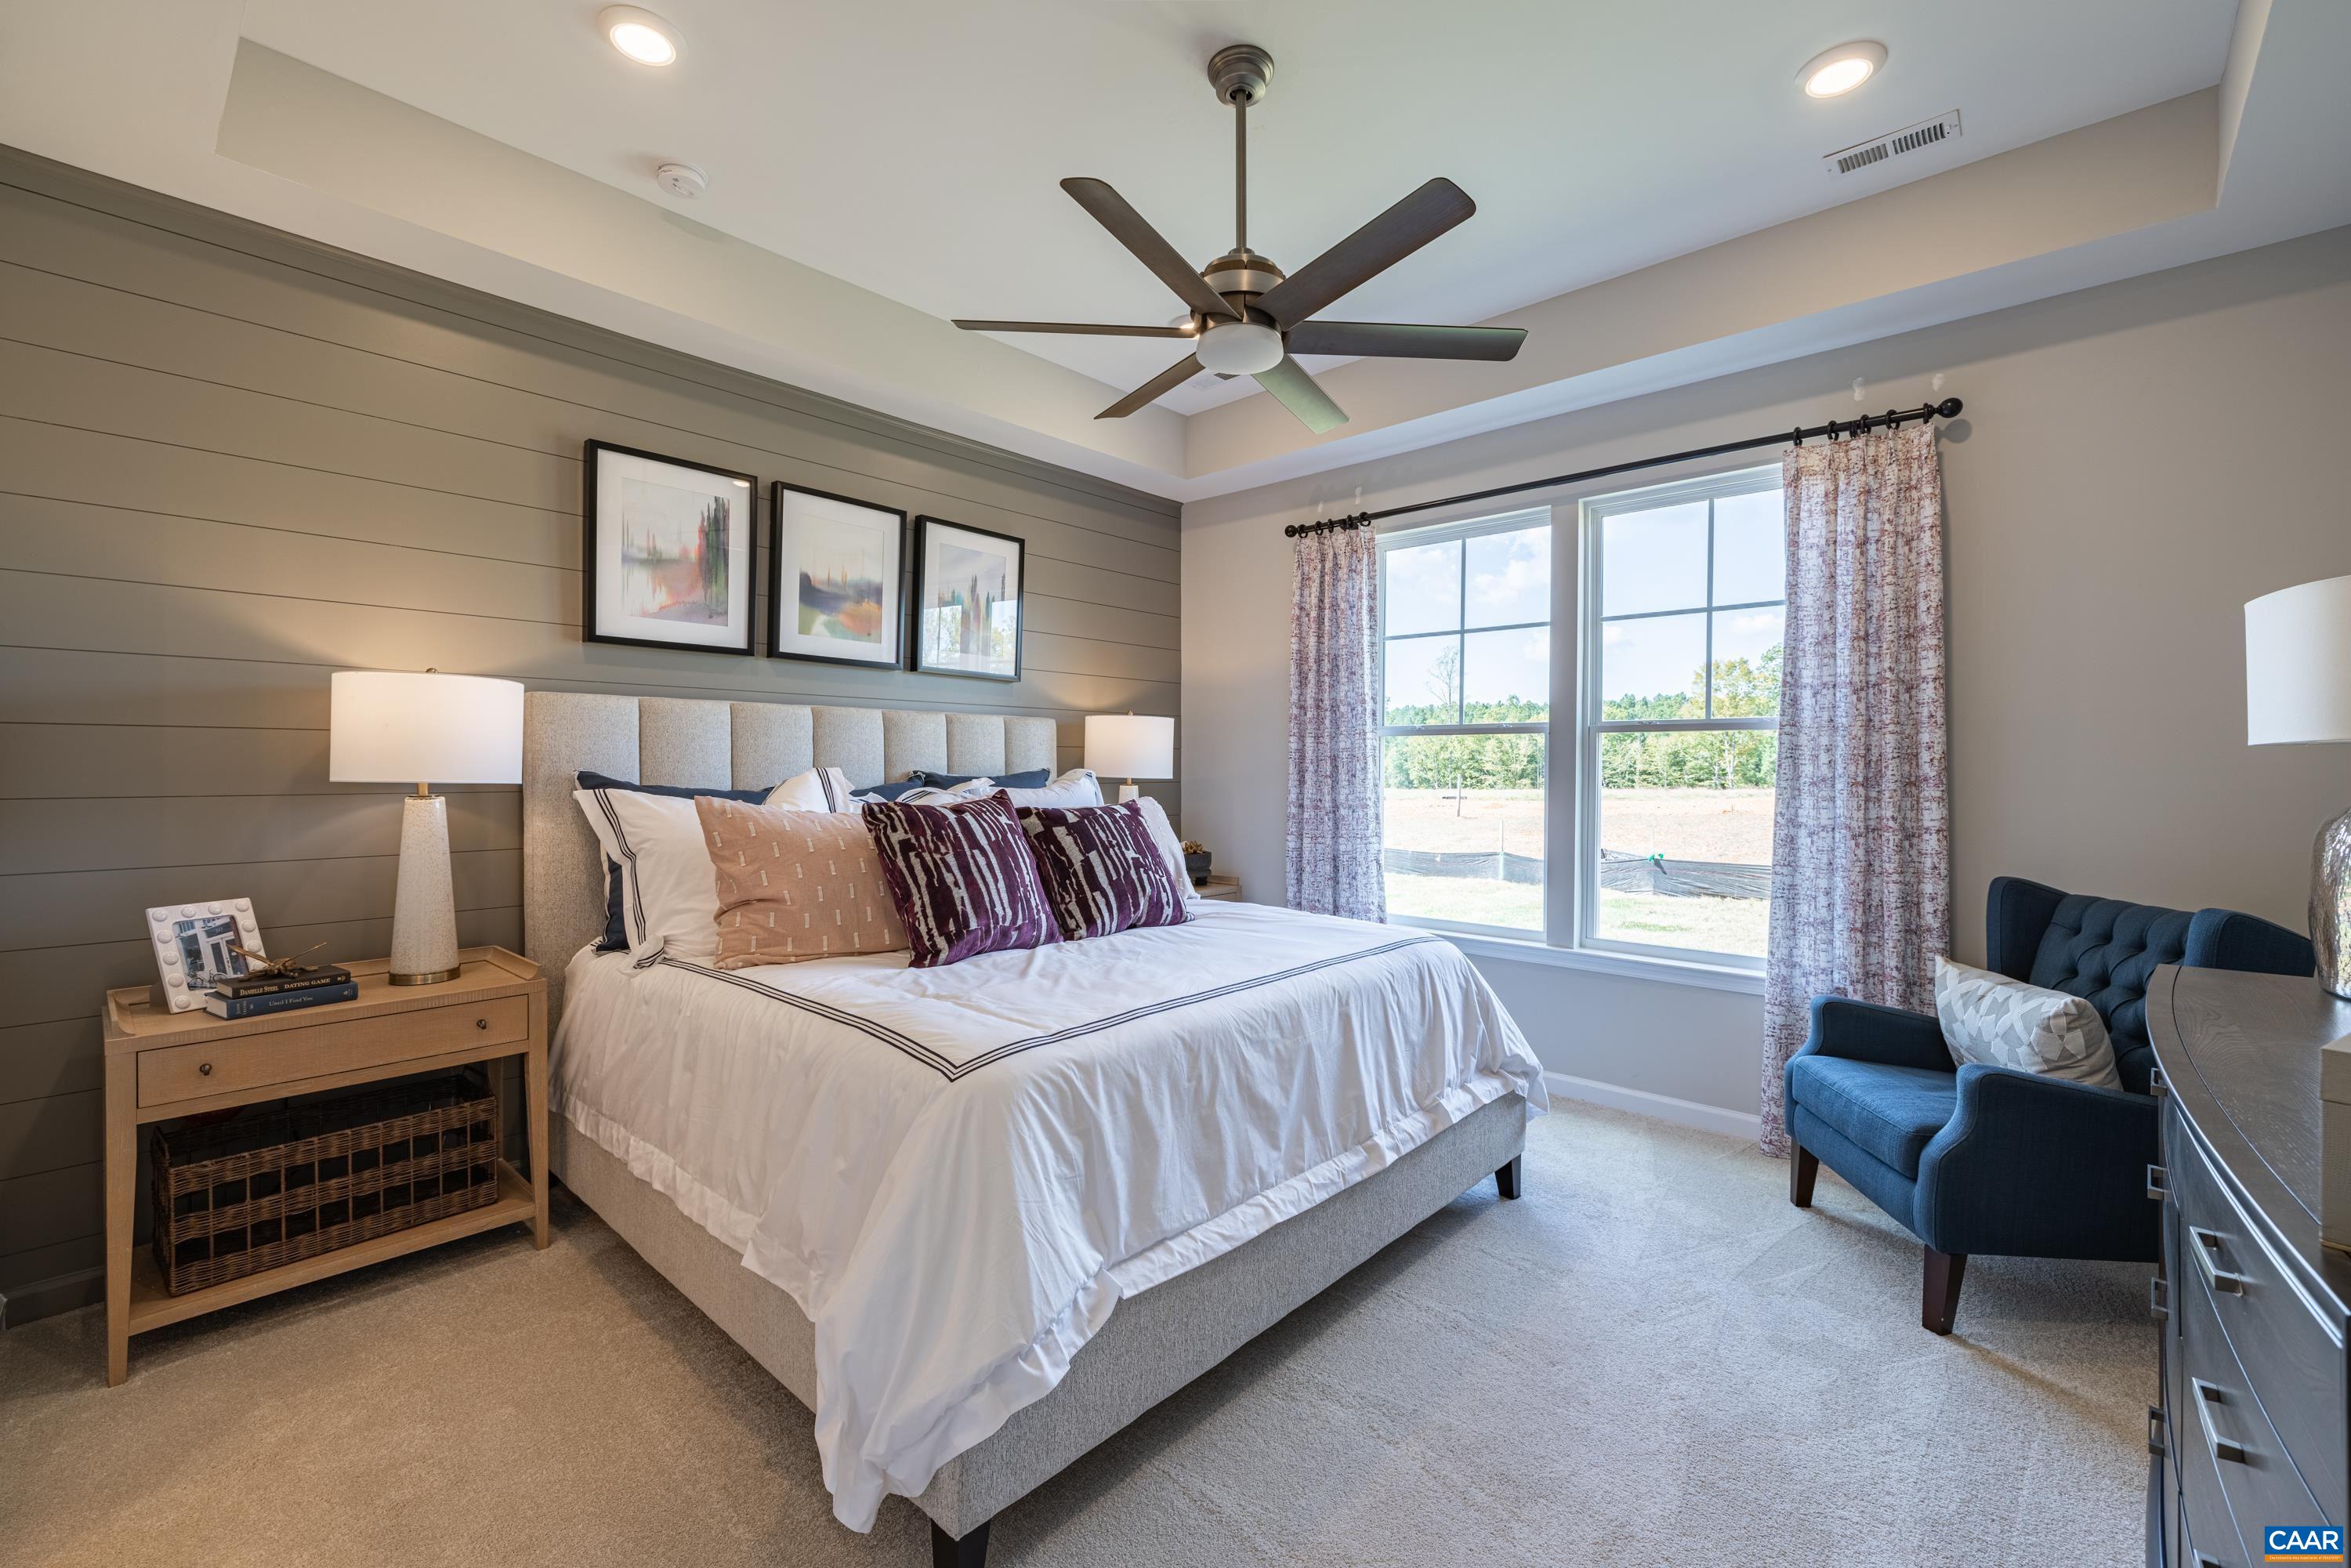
left=1424, top=929, right=1766, bottom=997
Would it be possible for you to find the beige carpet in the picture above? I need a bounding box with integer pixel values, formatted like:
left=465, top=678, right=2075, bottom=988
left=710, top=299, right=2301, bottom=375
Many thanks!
left=0, top=1103, right=2152, bottom=1567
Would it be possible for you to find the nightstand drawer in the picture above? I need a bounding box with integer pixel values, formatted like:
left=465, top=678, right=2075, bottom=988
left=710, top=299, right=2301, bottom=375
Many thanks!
left=137, top=995, right=530, bottom=1106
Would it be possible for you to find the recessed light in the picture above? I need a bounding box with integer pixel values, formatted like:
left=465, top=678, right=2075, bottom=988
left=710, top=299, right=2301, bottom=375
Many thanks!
left=600, top=6, right=682, bottom=66
left=1799, top=40, right=1886, bottom=99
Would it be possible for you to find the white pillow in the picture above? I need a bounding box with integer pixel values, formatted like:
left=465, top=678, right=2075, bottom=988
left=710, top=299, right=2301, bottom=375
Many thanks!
left=764, top=766, right=856, bottom=813
left=857, top=779, right=995, bottom=806
left=994, top=769, right=1103, bottom=809
left=1128, top=795, right=1201, bottom=909
left=1933, top=956, right=2120, bottom=1089
left=573, top=786, right=724, bottom=967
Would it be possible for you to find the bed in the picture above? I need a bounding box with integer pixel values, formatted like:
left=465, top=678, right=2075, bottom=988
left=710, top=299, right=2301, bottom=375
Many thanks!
left=522, top=692, right=1543, bottom=1564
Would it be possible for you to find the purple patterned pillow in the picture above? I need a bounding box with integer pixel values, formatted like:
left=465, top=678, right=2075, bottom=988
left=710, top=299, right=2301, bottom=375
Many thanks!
left=861, top=793, right=1062, bottom=967
left=1016, top=800, right=1194, bottom=941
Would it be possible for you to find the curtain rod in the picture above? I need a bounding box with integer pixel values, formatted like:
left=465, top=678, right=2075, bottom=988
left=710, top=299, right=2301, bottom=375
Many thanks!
left=1281, top=397, right=1965, bottom=538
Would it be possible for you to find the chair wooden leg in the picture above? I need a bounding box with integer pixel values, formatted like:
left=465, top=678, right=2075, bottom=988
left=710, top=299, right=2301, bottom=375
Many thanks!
left=933, top=1520, right=989, bottom=1568
left=1788, top=1144, right=1819, bottom=1208
left=1922, top=1247, right=1967, bottom=1335
left=1494, top=1155, right=1522, bottom=1200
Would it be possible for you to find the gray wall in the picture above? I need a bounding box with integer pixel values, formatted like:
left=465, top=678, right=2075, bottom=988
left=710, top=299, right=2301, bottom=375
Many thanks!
left=1183, top=225, right=2351, bottom=1128
left=0, top=149, right=1179, bottom=1324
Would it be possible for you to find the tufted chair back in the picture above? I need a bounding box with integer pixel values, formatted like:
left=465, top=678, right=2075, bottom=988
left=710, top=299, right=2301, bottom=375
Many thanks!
left=1983, top=876, right=2316, bottom=1094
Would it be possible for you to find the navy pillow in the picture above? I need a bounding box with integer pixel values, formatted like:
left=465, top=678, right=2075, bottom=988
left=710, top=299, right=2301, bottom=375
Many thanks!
left=576, top=770, right=771, bottom=951
left=907, top=767, right=1052, bottom=790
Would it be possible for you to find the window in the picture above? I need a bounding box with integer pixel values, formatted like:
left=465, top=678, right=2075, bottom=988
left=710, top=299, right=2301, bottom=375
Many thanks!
left=1581, top=468, right=1783, bottom=965
left=1376, top=510, right=1550, bottom=934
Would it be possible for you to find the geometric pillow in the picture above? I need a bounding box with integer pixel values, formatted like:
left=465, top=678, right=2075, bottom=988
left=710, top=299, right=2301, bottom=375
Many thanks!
left=860, top=793, right=1063, bottom=968
left=1016, top=800, right=1191, bottom=941
left=694, top=798, right=907, bottom=968
left=1933, top=955, right=2121, bottom=1089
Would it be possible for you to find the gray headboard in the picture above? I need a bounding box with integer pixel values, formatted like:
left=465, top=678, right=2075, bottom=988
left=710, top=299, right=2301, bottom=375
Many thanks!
left=522, top=692, right=1058, bottom=1022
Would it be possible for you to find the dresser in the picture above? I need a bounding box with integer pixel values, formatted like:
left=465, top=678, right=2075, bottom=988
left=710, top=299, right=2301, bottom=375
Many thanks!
left=2148, top=965, right=2351, bottom=1567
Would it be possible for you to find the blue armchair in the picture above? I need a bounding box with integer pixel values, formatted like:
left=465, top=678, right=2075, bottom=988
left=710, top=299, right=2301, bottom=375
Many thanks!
left=1784, top=875, right=2313, bottom=1334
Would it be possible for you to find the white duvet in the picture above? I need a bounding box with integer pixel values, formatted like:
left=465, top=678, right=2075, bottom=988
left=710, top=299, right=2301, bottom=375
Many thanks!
left=552, top=900, right=1545, bottom=1530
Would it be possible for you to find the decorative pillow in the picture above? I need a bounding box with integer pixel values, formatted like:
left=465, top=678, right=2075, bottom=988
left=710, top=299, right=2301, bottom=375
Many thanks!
left=847, top=779, right=936, bottom=803
left=1016, top=800, right=1192, bottom=941
left=764, top=766, right=857, bottom=813
left=860, top=793, right=1062, bottom=967
left=694, top=798, right=907, bottom=967
left=1129, top=795, right=1202, bottom=908
left=1933, top=956, right=2121, bottom=1089
left=575, top=770, right=771, bottom=951
left=994, top=769, right=1103, bottom=810
left=910, top=767, right=1052, bottom=790
left=574, top=785, right=730, bottom=967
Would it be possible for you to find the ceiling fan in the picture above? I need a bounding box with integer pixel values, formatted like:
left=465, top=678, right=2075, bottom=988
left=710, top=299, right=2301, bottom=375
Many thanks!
left=952, top=44, right=1526, bottom=433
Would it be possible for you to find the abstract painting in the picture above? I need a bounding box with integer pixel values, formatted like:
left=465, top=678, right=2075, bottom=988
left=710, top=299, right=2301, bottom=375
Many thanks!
left=583, top=440, right=756, bottom=654
left=912, top=516, right=1024, bottom=682
left=768, top=483, right=907, bottom=668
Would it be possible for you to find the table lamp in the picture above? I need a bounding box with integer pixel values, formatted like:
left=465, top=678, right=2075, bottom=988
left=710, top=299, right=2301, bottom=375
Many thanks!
left=2246, top=575, right=2351, bottom=998
left=1085, top=712, right=1175, bottom=804
left=330, top=670, right=523, bottom=985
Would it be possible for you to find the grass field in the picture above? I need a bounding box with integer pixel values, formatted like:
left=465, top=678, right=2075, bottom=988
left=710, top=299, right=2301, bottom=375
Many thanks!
left=1382, top=785, right=1773, bottom=954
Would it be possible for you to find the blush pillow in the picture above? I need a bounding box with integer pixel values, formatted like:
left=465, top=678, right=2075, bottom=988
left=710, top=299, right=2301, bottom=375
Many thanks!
left=694, top=797, right=906, bottom=967
left=1933, top=956, right=2121, bottom=1089
left=1016, top=800, right=1192, bottom=941
left=861, top=793, right=1061, bottom=967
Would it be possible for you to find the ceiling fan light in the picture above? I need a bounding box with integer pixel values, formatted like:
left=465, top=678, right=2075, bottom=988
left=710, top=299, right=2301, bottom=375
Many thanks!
left=1799, top=40, right=1885, bottom=98
left=1196, top=321, right=1283, bottom=375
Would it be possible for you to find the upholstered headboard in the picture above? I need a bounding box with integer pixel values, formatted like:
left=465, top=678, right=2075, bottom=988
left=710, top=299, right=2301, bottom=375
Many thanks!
left=522, top=692, right=1058, bottom=1022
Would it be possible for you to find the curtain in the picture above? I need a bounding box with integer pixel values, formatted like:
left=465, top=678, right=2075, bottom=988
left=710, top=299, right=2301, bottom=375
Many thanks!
left=1287, top=526, right=1386, bottom=922
left=1759, top=423, right=1949, bottom=1154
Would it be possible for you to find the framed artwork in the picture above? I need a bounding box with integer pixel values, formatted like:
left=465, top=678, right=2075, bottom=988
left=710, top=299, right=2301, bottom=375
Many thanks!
left=911, top=516, right=1025, bottom=682
left=582, top=440, right=757, bottom=654
left=766, top=483, right=908, bottom=669
left=146, top=898, right=262, bottom=1013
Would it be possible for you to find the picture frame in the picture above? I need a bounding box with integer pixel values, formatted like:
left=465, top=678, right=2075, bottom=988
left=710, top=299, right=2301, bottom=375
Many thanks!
left=582, top=440, right=758, bottom=654
left=766, top=482, right=909, bottom=669
left=911, top=516, right=1025, bottom=683
left=146, top=899, right=263, bottom=1013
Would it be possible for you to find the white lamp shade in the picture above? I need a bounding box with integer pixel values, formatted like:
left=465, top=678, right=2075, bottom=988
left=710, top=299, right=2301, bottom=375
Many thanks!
left=329, top=671, right=524, bottom=784
left=1084, top=713, right=1175, bottom=780
left=2246, top=576, right=2351, bottom=746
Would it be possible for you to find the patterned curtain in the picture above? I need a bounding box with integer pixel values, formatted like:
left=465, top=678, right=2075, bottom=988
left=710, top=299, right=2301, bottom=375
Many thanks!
left=1287, top=526, right=1386, bottom=922
left=1759, top=424, right=1950, bottom=1154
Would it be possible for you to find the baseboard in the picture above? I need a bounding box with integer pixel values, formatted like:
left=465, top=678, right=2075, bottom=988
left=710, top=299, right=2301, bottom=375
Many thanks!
left=1543, top=1070, right=1762, bottom=1140
left=0, top=1264, right=103, bottom=1330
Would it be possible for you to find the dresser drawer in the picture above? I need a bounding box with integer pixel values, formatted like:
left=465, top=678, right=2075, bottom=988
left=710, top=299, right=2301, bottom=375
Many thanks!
left=137, top=995, right=530, bottom=1106
left=2179, top=1265, right=2327, bottom=1566
left=2169, top=1121, right=2347, bottom=1519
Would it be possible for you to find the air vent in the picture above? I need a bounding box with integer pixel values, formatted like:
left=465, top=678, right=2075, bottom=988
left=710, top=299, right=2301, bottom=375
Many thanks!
left=1822, top=110, right=1962, bottom=176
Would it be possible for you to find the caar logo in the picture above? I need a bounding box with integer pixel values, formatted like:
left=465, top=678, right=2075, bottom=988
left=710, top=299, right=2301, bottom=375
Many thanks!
left=2267, top=1525, right=2347, bottom=1562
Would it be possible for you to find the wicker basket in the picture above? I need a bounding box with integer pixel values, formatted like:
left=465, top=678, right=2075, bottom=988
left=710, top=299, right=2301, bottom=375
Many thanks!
left=150, top=1070, right=499, bottom=1296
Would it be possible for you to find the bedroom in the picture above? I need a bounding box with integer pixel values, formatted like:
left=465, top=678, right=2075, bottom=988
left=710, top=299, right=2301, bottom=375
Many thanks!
left=2, top=2, right=2349, bottom=1565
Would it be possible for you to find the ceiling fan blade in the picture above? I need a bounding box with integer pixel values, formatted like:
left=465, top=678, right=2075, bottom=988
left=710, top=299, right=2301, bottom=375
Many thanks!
left=1254, top=178, right=1476, bottom=328
left=1060, top=178, right=1238, bottom=322
left=1285, top=320, right=1526, bottom=361
left=1096, top=353, right=1204, bottom=420
left=1253, top=356, right=1348, bottom=434
left=953, top=320, right=1199, bottom=338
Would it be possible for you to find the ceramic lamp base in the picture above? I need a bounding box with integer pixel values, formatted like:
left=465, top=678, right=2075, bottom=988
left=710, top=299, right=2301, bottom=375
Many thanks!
left=390, top=792, right=461, bottom=985
left=2317, top=802, right=2351, bottom=1000
left=1118, top=780, right=1140, bottom=803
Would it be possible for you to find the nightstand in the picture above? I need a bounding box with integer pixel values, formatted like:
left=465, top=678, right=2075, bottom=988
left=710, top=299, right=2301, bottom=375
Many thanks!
left=1197, top=875, right=1243, bottom=902
left=100, top=947, right=549, bottom=1385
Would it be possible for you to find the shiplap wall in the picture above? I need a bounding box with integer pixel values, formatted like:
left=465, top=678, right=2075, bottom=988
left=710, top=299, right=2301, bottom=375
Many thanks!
left=0, top=148, right=1180, bottom=1325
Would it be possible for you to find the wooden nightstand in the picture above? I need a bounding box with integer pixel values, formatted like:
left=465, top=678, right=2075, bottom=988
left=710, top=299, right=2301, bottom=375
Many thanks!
left=1197, top=875, right=1243, bottom=902
left=100, top=947, right=549, bottom=1385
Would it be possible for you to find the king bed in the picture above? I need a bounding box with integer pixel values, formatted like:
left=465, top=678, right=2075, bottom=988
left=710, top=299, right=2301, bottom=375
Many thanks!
left=522, top=691, right=1544, bottom=1565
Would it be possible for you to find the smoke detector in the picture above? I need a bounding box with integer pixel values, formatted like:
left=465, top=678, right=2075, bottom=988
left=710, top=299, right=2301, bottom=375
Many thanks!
left=654, top=161, right=708, bottom=199
left=1822, top=110, right=1962, bottom=176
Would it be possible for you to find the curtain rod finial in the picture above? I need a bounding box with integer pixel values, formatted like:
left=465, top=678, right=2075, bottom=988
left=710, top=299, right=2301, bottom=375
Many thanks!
left=1936, top=397, right=1962, bottom=418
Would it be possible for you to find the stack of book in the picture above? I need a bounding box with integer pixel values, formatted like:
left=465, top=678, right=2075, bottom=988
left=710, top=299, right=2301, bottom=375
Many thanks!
left=203, top=962, right=358, bottom=1019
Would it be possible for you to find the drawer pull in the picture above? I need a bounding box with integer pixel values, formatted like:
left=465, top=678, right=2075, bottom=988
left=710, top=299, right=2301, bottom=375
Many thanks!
left=2190, top=1378, right=2250, bottom=1465
left=198, top=1062, right=213, bottom=1077
left=2187, top=1226, right=2250, bottom=1295
left=476, top=1017, right=488, bottom=1030
left=2146, top=1403, right=2168, bottom=1457
left=2149, top=1276, right=2168, bottom=1320
left=2146, top=1163, right=2168, bottom=1201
